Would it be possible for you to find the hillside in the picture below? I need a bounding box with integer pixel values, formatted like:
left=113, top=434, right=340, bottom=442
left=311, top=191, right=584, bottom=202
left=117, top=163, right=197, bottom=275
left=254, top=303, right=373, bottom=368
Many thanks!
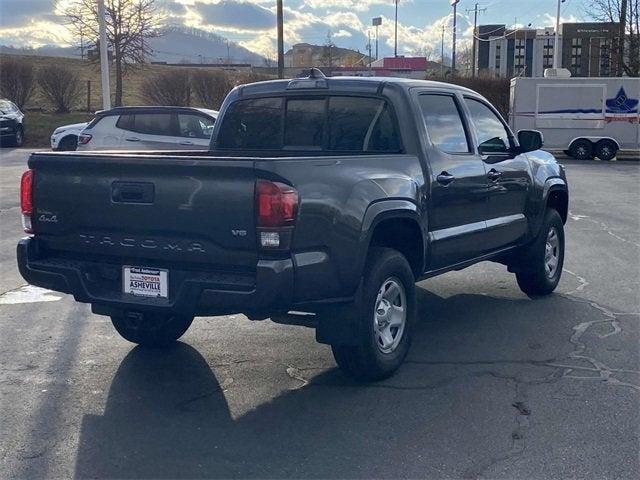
left=0, top=26, right=266, bottom=66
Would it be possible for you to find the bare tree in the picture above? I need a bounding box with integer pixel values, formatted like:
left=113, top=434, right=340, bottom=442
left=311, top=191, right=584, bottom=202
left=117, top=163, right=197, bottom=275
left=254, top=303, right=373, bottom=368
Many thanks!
left=37, top=65, right=83, bottom=113
left=59, top=0, right=162, bottom=106
left=140, top=68, right=191, bottom=106
left=583, top=0, right=639, bottom=76
left=0, top=57, right=36, bottom=109
left=320, top=31, right=336, bottom=69
left=191, top=70, right=232, bottom=109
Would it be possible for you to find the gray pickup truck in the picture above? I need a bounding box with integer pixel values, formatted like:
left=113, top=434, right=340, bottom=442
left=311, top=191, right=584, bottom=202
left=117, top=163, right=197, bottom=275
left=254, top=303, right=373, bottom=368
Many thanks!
left=17, top=71, right=568, bottom=380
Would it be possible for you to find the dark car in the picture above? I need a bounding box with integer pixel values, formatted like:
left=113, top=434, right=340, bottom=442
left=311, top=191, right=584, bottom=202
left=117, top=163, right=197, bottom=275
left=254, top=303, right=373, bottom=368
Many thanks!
left=0, top=99, right=25, bottom=147
left=17, top=72, right=568, bottom=381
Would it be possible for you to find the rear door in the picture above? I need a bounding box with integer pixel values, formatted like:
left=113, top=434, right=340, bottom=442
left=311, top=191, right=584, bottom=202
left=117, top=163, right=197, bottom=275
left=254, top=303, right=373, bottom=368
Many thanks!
left=462, top=96, right=531, bottom=250
left=416, top=91, right=489, bottom=269
left=117, top=113, right=178, bottom=150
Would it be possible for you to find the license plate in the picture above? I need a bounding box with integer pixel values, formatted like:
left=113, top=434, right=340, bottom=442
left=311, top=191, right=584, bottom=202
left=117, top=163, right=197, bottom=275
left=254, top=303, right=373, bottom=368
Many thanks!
left=123, top=266, right=168, bottom=298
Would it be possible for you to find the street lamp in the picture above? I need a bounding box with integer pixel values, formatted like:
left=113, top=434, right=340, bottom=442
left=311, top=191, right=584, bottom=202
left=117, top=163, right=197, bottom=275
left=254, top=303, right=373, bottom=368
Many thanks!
left=553, top=0, right=567, bottom=69
left=451, top=0, right=460, bottom=72
left=97, top=0, right=111, bottom=109
left=373, top=17, right=382, bottom=60
left=394, top=0, right=399, bottom=57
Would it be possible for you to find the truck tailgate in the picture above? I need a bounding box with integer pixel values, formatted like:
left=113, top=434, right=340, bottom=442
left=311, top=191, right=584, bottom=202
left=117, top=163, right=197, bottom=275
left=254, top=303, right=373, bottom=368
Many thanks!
left=29, top=153, right=257, bottom=271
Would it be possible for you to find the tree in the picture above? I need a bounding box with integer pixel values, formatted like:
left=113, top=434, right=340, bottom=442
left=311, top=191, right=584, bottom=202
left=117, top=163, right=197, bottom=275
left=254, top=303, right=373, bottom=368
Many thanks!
left=584, top=0, right=639, bottom=76
left=59, top=0, right=162, bottom=106
left=0, top=57, right=36, bottom=109
left=320, top=31, right=336, bottom=68
left=140, top=68, right=191, bottom=106
left=37, top=65, right=83, bottom=113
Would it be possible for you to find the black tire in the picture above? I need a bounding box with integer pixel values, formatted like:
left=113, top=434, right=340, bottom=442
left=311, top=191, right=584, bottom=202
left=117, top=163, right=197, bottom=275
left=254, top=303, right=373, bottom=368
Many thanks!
left=332, top=247, right=416, bottom=381
left=569, top=139, right=593, bottom=160
left=57, top=135, right=78, bottom=151
left=515, top=209, right=565, bottom=297
left=111, top=313, right=194, bottom=347
left=594, top=139, right=617, bottom=161
left=13, top=126, right=24, bottom=147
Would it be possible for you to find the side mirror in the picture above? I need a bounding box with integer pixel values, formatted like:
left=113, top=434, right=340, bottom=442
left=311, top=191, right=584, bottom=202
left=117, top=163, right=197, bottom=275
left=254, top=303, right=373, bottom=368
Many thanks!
left=517, top=130, right=543, bottom=153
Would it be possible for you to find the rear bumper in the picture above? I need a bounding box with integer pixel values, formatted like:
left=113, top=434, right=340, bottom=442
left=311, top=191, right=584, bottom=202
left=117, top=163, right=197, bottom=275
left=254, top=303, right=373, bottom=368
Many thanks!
left=17, top=237, right=294, bottom=317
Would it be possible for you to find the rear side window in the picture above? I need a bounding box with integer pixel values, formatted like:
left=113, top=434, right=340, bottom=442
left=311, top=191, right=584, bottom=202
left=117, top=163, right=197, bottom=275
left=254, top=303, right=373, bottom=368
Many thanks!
left=218, top=97, right=283, bottom=149
left=217, top=96, right=401, bottom=153
left=418, top=94, right=470, bottom=154
left=116, top=113, right=175, bottom=136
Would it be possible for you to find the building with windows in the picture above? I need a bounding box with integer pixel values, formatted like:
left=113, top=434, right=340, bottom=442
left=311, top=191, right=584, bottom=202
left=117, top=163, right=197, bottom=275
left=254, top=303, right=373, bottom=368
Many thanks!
left=475, top=22, right=620, bottom=78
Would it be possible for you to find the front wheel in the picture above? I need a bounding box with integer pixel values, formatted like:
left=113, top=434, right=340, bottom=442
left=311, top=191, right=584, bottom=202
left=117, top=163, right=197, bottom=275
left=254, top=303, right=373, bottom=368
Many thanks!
left=111, top=313, right=194, bottom=347
left=13, top=127, right=24, bottom=147
left=515, top=209, right=565, bottom=296
left=332, top=247, right=416, bottom=381
left=569, top=139, right=593, bottom=160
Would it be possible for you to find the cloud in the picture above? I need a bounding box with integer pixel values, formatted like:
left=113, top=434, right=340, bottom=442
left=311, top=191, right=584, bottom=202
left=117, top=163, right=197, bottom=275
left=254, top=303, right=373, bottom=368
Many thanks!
left=0, top=0, right=53, bottom=28
left=190, top=0, right=275, bottom=31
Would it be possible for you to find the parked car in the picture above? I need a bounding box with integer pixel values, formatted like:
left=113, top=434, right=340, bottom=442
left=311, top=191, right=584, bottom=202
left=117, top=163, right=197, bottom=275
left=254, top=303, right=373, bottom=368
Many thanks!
left=17, top=72, right=568, bottom=381
left=510, top=76, right=640, bottom=160
left=0, top=99, right=25, bottom=147
left=77, top=106, right=218, bottom=151
left=50, top=122, right=89, bottom=151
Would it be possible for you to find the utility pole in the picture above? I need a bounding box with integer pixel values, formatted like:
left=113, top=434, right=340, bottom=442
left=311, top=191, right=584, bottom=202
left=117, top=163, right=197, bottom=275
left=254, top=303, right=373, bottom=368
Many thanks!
left=466, top=3, right=486, bottom=77
left=451, top=0, right=459, bottom=73
left=617, top=0, right=627, bottom=76
left=394, top=0, right=399, bottom=57
left=277, top=0, right=284, bottom=79
left=226, top=39, right=231, bottom=65
left=97, top=0, right=111, bottom=110
left=368, top=30, right=372, bottom=71
left=441, top=24, right=445, bottom=77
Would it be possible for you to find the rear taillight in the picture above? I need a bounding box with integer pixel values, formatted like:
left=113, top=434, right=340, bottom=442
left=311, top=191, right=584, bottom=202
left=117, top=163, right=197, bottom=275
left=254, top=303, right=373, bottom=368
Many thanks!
left=78, top=133, right=92, bottom=145
left=256, top=180, right=299, bottom=249
left=20, top=169, right=33, bottom=233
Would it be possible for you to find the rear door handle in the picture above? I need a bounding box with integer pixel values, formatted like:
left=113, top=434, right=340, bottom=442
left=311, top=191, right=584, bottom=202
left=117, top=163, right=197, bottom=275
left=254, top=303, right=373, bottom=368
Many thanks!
left=179, top=140, right=194, bottom=146
left=436, top=172, right=455, bottom=186
left=125, top=137, right=140, bottom=142
left=487, top=169, right=502, bottom=181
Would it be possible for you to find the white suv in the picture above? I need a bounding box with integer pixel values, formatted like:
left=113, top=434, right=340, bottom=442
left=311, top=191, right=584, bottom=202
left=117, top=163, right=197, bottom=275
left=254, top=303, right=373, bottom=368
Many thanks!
left=77, top=106, right=218, bottom=151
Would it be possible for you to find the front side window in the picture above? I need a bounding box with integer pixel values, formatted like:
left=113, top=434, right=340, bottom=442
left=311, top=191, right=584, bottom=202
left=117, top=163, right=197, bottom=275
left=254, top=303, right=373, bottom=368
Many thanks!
left=217, top=95, right=401, bottom=153
left=418, top=94, right=470, bottom=154
left=464, top=98, right=512, bottom=154
left=178, top=114, right=215, bottom=139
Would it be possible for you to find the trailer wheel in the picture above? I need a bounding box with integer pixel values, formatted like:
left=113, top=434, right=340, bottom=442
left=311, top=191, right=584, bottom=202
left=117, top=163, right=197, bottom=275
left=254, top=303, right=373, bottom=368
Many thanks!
left=594, top=139, right=618, bottom=161
left=569, top=139, right=593, bottom=160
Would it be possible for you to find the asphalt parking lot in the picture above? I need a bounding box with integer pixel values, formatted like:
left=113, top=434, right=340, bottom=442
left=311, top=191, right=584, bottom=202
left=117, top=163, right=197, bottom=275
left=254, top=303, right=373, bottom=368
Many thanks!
left=0, top=148, right=638, bottom=479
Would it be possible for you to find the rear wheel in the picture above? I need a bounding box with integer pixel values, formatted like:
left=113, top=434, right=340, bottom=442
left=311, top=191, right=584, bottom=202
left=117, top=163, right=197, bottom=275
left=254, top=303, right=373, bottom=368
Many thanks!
left=57, top=135, right=78, bottom=151
left=594, top=139, right=617, bottom=161
left=569, top=139, right=593, bottom=160
left=331, top=248, right=416, bottom=381
left=515, top=209, right=565, bottom=296
left=111, top=313, right=194, bottom=347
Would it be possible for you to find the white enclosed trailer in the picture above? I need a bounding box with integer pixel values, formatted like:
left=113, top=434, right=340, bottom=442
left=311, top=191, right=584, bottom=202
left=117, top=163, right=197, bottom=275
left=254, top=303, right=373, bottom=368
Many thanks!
left=510, top=77, right=639, bottom=160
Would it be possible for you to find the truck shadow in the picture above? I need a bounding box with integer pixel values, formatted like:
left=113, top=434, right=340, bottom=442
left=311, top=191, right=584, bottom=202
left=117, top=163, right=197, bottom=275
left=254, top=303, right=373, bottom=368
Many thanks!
left=73, top=287, right=607, bottom=479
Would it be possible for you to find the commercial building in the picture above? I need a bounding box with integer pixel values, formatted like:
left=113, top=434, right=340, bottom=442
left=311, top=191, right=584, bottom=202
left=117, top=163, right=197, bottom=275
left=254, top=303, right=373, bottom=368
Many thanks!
left=331, top=56, right=447, bottom=79
left=475, top=22, right=620, bottom=78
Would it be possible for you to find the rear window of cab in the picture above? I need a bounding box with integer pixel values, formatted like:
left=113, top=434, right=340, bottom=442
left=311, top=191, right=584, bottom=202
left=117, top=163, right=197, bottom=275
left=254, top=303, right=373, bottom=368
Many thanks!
left=216, top=96, right=402, bottom=153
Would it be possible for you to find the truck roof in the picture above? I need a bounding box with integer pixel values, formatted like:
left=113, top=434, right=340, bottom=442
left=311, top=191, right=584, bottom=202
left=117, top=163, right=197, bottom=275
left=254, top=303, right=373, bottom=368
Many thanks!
left=235, top=75, right=479, bottom=98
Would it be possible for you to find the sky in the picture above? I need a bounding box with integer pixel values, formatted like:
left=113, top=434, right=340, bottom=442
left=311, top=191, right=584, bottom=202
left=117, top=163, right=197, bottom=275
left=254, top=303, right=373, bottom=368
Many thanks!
left=0, top=0, right=586, bottom=59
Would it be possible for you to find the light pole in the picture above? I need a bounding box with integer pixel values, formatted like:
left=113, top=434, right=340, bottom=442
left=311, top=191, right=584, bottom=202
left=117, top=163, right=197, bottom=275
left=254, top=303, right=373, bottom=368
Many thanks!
left=553, top=0, right=566, bottom=69
left=394, top=0, right=399, bottom=57
left=97, top=0, right=111, bottom=110
left=451, top=0, right=459, bottom=73
left=373, top=17, right=382, bottom=60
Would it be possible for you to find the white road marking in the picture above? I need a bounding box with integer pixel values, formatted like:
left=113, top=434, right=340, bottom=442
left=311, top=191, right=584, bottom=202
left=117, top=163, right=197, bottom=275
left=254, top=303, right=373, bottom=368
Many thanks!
left=0, top=285, right=62, bottom=304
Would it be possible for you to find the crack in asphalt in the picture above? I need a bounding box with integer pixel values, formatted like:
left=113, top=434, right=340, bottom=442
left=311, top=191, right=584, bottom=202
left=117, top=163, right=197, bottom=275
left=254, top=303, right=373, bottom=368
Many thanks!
left=568, top=210, right=640, bottom=248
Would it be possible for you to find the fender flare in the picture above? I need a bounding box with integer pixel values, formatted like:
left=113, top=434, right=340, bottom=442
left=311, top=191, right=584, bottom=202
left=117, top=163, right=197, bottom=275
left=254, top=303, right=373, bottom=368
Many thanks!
left=358, top=199, right=428, bottom=275
left=532, top=178, right=568, bottom=235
